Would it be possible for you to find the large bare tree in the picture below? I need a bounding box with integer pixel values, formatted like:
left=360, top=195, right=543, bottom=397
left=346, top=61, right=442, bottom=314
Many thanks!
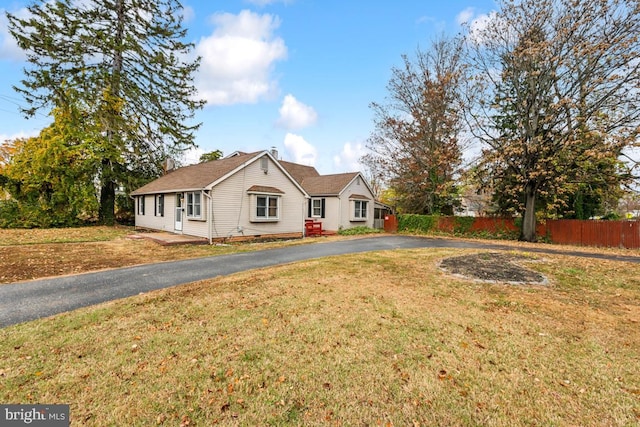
left=466, top=0, right=640, bottom=241
left=363, top=36, right=466, bottom=215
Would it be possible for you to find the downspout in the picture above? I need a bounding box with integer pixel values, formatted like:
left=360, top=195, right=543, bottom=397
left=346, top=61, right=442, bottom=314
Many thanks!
left=303, top=196, right=310, bottom=237
left=203, top=190, right=213, bottom=245
left=338, top=195, right=342, bottom=231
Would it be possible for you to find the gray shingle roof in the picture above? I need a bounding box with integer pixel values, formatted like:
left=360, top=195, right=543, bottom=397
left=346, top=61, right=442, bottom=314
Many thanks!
left=298, top=172, right=360, bottom=196
left=130, top=151, right=364, bottom=199
left=278, top=160, right=320, bottom=183
left=130, top=151, right=260, bottom=196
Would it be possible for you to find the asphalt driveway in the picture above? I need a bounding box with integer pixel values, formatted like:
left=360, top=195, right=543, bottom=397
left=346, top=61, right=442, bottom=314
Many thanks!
left=1, top=235, right=638, bottom=327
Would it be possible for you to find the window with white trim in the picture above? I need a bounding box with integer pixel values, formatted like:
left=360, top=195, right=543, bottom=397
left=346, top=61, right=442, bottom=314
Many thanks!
left=186, top=191, right=201, bottom=218
left=312, top=198, right=322, bottom=217
left=255, top=195, right=279, bottom=220
left=353, top=200, right=368, bottom=220
left=137, top=196, right=145, bottom=215
left=155, top=194, right=164, bottom=217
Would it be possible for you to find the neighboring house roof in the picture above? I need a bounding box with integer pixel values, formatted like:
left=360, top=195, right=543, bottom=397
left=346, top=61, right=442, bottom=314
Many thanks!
left=297, top=172, right=361, bottom=196
left=131, top=151, right=262, bottom=196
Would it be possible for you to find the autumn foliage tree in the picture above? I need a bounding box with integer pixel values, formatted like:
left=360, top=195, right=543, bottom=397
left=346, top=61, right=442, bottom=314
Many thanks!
left=6, top=0, right=205, bottom=225
left=0, top=101, right=100, bottom=227
left=466, top=0, right=640, bottom=241
left=363, top=36, right=466, bottom=215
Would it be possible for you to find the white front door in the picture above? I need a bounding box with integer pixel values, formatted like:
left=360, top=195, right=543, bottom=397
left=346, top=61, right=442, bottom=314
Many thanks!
left=175, top=194, right=183, bottom=231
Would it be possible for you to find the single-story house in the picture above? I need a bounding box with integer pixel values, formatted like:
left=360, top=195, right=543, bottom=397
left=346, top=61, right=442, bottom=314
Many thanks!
left=131, top=149, right=387, bottom=241
left=131, top=150, right=309, bottom=243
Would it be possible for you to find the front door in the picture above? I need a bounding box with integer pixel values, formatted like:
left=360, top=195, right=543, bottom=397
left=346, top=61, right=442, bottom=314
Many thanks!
left=175, top=193, right=183, bottom=232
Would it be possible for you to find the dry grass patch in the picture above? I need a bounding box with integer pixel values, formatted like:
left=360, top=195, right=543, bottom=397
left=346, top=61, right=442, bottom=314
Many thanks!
left=1, top=249, right=639, bottom=426
left=0, top=226, right=344, bottom=283
left=0, top=225, right=133, bottom=246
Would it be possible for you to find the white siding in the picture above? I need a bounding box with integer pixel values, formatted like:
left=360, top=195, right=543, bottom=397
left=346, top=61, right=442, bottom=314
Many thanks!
left=303, top=177, right=375, bottom=232
left=182, top=191, right=209, bottom=238
left=208, top=156, right=306, bottom=239
left=338, top=176, right=374, bottom=230
left=306, top=196, right=340, bottom=232
left=135, top=193, right=176, bottom=232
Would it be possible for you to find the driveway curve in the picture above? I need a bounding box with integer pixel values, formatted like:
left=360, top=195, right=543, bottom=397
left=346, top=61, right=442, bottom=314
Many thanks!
left=1, top=235, right=638, bottom=327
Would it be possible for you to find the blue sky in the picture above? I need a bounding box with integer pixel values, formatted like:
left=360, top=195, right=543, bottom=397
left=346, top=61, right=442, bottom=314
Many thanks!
left=0, top=0, right=497, bottom=174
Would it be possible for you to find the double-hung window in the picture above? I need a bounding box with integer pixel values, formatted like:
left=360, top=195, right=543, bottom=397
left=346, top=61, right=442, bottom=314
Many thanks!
left=155, top=194, right=164, bottom=217
left=312, top=198, right=323, bottom=217
left=186, top=192, right=201, bottom=218
left=248, top=186, right=283, bottom=222
left=353, top=200, right=368, bottom=220
left=256, top=195, right=278, bottom=220
left=137, top=196, right=145, bottom=215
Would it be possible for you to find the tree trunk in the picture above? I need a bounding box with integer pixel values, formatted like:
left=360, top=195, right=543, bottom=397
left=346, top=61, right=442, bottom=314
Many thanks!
left=99, top=182, right=116, bottom=225
left=96, top=0, right=123, bottom=228
left=520, top=181, right=537, bottom=242
left=98, top=159, right=116, bottom=225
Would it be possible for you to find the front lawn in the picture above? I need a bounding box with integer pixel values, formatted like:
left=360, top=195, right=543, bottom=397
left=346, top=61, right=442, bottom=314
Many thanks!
left=1, top=249, right=638, bottom=425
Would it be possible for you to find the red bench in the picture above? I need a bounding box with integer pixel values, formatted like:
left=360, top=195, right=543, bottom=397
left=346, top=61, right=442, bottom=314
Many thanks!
left=305, top=220, right=323, bottom=237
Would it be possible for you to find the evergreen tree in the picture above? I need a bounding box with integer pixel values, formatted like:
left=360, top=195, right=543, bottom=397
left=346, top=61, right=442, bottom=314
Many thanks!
left=6, top=0, right=205, bottom=224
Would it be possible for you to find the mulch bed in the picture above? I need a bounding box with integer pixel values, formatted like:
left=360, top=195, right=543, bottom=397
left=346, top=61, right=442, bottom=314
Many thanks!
left=439, top=252, right=548, bottom=284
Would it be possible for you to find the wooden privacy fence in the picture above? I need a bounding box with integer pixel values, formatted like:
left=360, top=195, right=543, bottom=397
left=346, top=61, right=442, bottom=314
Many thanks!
left=542, top=219, right=640, bottom=249
left=393, top=214, right=640, bottom=249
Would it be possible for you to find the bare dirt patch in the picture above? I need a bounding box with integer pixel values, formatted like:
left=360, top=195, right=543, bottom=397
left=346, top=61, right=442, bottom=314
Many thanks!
left=0, top=229, right=345, bottom=284
left=439, top=252, right=547, bottom=284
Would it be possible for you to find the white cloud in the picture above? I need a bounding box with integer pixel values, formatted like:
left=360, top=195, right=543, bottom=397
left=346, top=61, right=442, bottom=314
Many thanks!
left=0, top=130, right=39, bottom=144
left=180, top=146, right=204, bottom=165
left=456, top=7, right=475, bottom=26
left=195, top=10, right=287, bottom=105
left=333, top=141, right=366, bottom=172
left=0, top=8, right=28, bottom=61
left=283, top=133, right=316, bottom=166
left=181, top=5, right=195, bottom=24
left=467, top=11, right=499, bottom=45
left=277, top=94, right=317, bottom=130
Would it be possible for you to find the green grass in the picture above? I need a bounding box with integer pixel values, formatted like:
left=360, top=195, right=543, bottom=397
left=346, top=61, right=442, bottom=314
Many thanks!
left=337, top=226, right=382, bottom=236
left=1, top=249, right=639, bottom=425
